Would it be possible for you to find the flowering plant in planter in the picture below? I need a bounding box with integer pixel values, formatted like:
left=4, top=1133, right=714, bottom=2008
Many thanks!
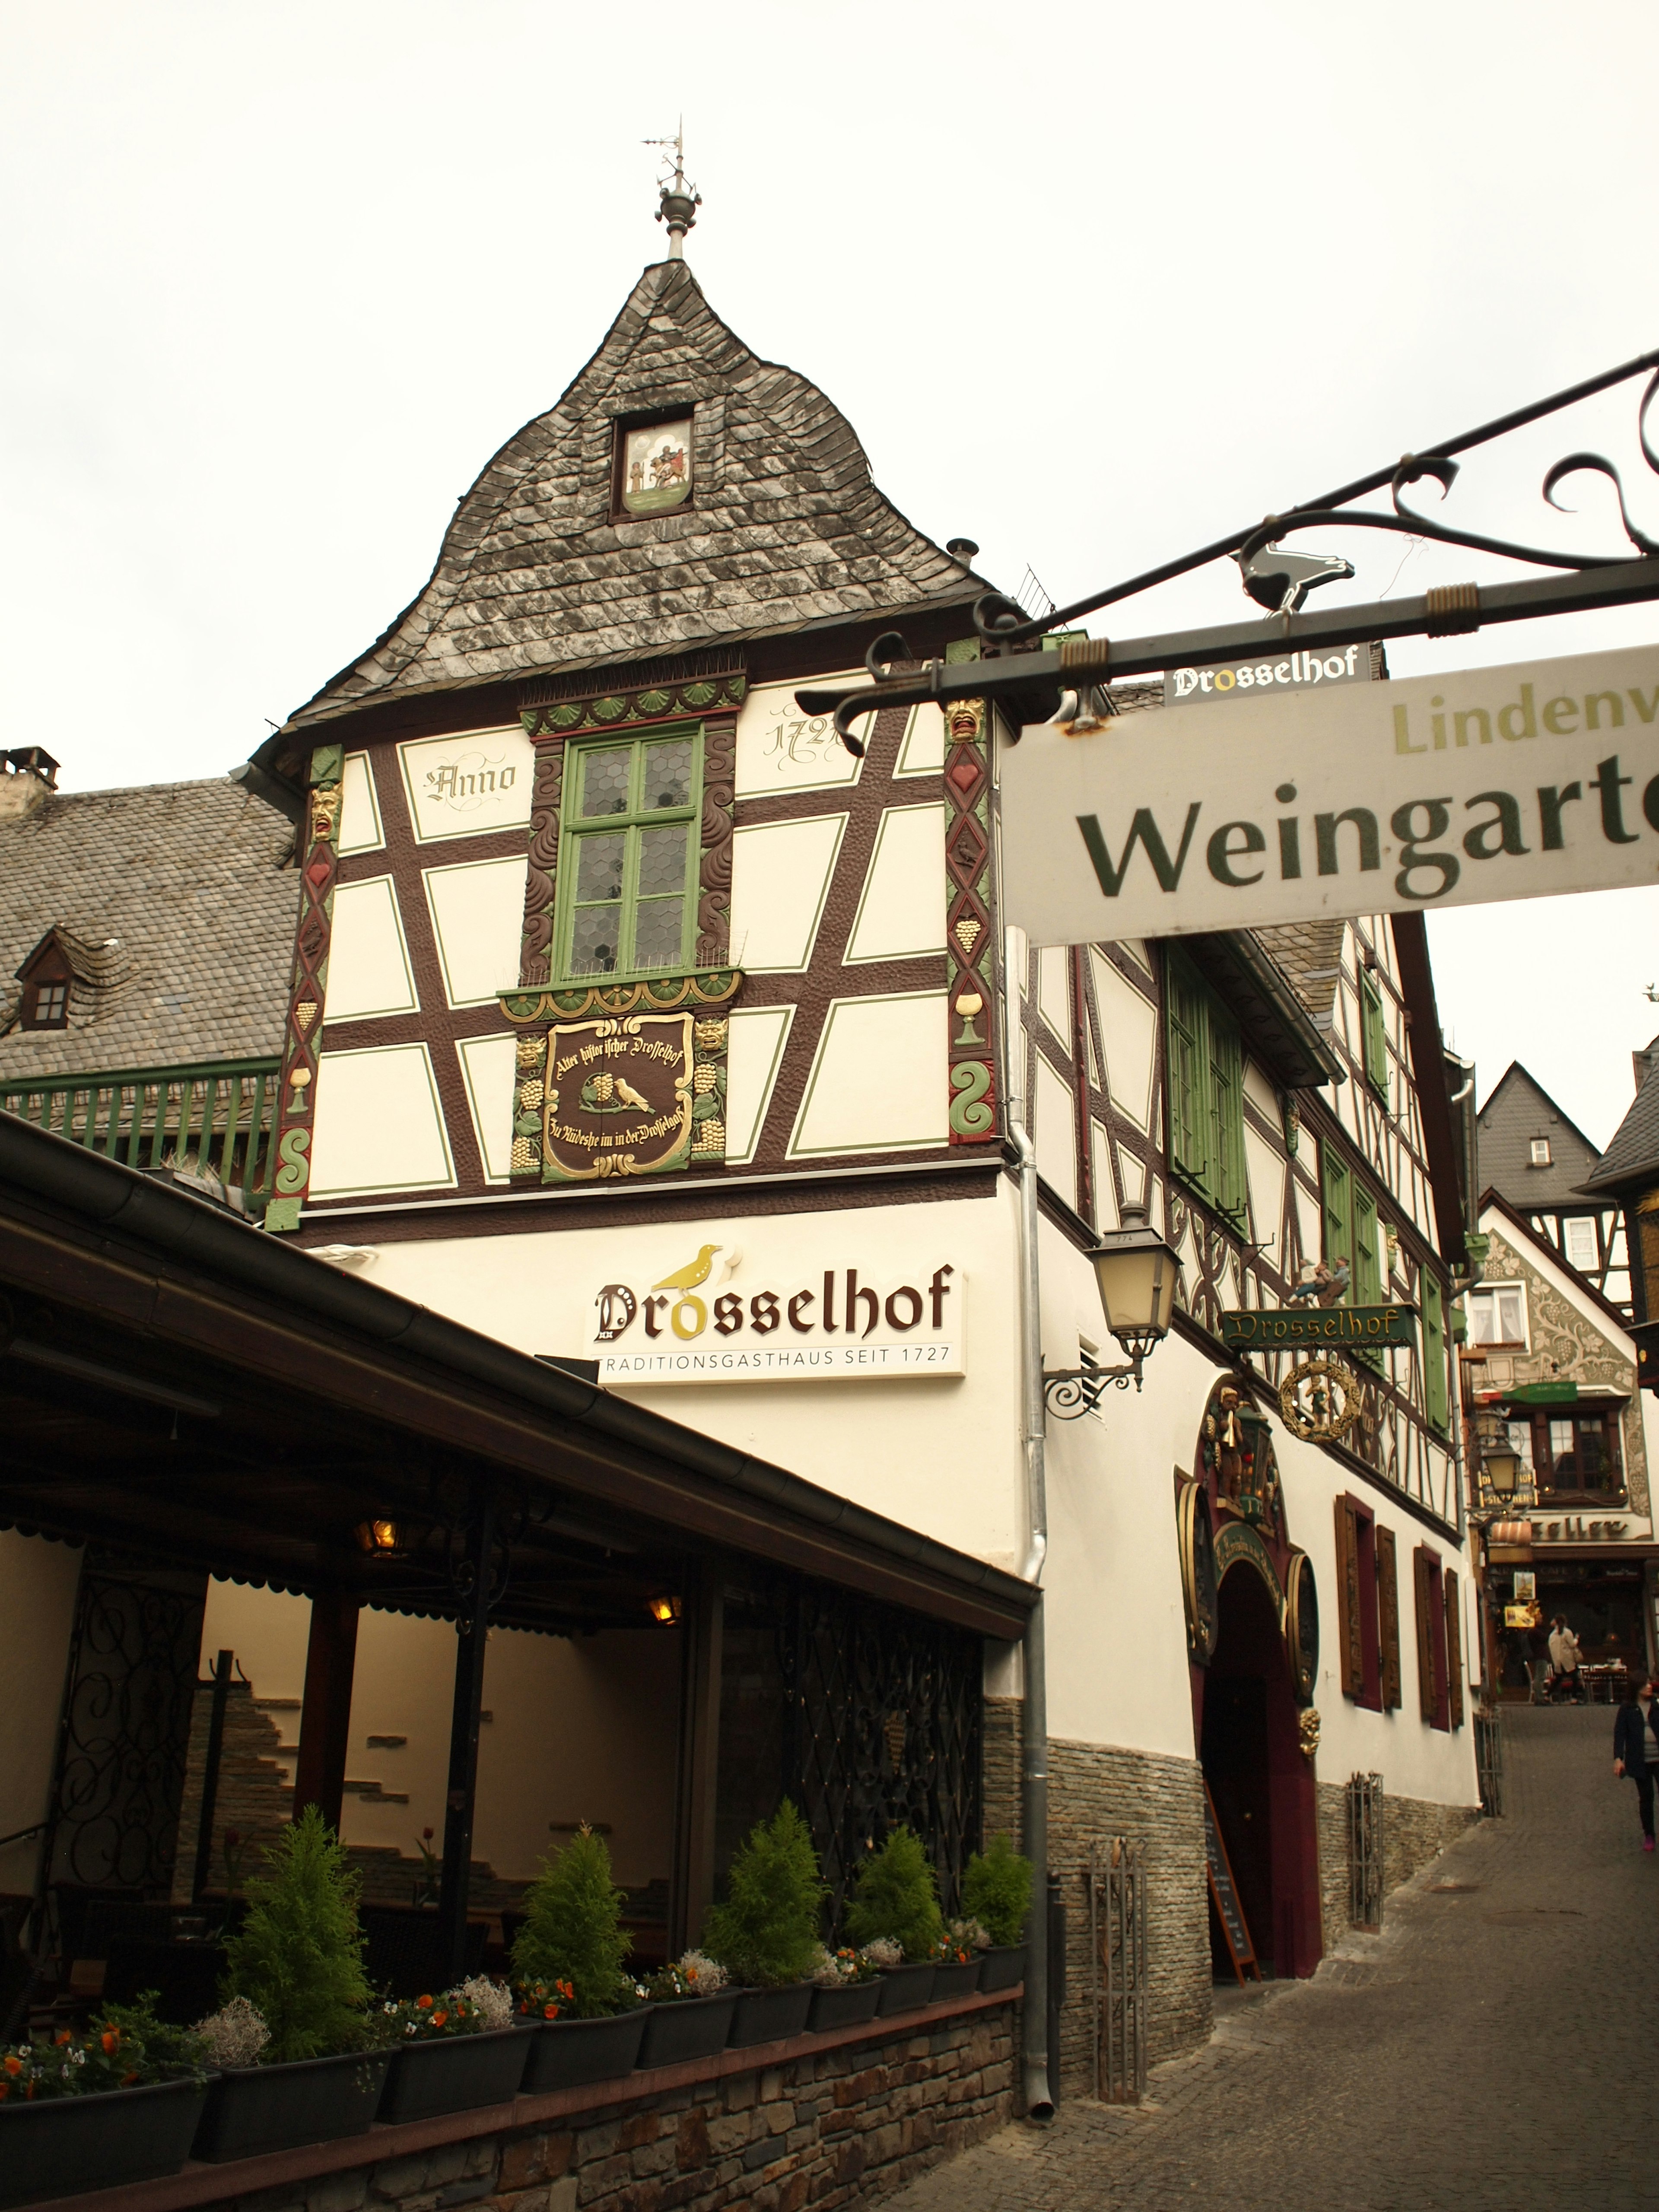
left=960, top=1834, right=1033, bottom=1948
left=844, top=1826, right=944, bottom=1961
left=702, top=1802, right=825, bottom=1989
left=511, top=1826, right=632, bottom=2019
left=193, top=1998, right=270, bottom=2071
left=808, top=1945, right=882, bottom=1987
left=0, top=1999, right=207, bottom=2101
left=222, top=1804, right=375, bottom=2059
left=934, top=1917, right=991, bottom=1966
left=516, top=1977, right=577, bottom=2023
left=378, top=1977, right=515, bottom=2042
left=643, top=1950, right=728, bottom=2003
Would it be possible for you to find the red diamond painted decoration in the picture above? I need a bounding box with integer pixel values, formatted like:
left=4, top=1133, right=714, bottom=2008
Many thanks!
left=948, top=758, right=980, bottom=794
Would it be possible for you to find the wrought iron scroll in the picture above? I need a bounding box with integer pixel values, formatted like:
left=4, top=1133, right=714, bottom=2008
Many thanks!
left=45, top=1558, right=208, bottom=1895
left=781, top=1583, right=981, bottom=1929
left=972, top=349, right=1659, bottom=645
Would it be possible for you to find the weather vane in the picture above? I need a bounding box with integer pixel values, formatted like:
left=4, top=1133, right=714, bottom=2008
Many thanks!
left=645, top=124, right=701, bottom=260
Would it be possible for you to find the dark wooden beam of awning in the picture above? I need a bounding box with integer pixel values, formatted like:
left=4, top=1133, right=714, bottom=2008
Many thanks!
left=0, top=1117, right=1034, bottom=1640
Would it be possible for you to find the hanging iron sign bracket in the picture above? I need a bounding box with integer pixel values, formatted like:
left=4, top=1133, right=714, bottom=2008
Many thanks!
left=798, top=347, right=1659, bottom=756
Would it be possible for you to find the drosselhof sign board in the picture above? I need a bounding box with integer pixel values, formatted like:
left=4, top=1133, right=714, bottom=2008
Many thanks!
left=1001, top=642, right=1659, bottom=944
left=1220, top=1304, right=1417, bottom=1351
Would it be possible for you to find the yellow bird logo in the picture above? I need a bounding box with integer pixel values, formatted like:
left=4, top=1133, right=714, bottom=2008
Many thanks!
left=652, top=1245, right=721, bottom=1294
left=614, top=1076, right=652, bottom=1111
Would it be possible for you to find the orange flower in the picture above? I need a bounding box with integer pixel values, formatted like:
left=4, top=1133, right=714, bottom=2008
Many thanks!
left=101, top=2030, right=120, bottom=2054
left=54, top=2030, right=71, bottom=2047
left=416, top=1994, right=434, bottom=2009
left=543, top=2001, right=559, bottom=2019
left=4, top=2056, right=20, bottom=2075
left=431, top=2011, right=448, bottom=2028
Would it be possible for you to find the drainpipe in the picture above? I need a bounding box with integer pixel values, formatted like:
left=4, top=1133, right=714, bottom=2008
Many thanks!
left=1004, top=928, right=1052, bottom=2121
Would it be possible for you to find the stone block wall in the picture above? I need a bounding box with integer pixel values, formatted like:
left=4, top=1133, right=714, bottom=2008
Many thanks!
left=1315, top=1775, right=1483, bottom=1955
left=182, top=2004, right=1015, bottom=2212
left=983, top=1698, right=1213, bottom=2094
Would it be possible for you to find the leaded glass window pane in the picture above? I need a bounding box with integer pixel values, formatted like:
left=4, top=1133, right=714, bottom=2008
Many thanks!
left=643, top=740, right=693, bottom=811
left=579, top=747, right=632, bottom=817
left=556, top=730, right=702, bottom=982
left=633, top=897, right=685, bottom=968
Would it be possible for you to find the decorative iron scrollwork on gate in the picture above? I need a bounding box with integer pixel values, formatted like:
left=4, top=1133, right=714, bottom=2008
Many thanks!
left=45, top=1556, right=208, bottom=1895
left=782, top=1583, right=982, bottom=1927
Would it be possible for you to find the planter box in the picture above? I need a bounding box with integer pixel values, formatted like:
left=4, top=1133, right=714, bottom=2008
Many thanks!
left=0, top=2076, right=208, bottom=2209
left=874, top=1962, right=937, bottom=2015
left=806, top=1980, right=882, bottom=2033
left=377, top=2025, right=531, bottom=2124
left=727, top=1983, right=814, bottom=2049
left=636, top=1989, right=738, bottom=2069
left=976, top=1944, right=1027, bottom=1993
left=520, top=2009, right=650, bottom=2093
left=193, top=2047, right=392, bottom=2161
left=930, top=1956, right=983, bottom=2000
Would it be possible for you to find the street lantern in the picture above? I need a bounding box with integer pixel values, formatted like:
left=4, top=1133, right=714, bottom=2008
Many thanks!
left=1473, top=1408, right=1531, bottom=1513
left=1044, top=1206, right=1182, bottom=1419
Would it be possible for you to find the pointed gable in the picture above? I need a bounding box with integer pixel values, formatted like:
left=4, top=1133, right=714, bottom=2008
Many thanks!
left=1478, top=1061, right=1603, bottom=1208
left=286, top=260, right=981, bottom=731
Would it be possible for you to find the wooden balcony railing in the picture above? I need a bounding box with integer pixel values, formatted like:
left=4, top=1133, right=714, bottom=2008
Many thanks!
left=0, top=1058, right=282, bottom=1208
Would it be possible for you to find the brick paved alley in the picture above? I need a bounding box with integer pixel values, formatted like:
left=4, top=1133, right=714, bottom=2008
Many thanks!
left=890, top=1707, right=1658, bottom=2209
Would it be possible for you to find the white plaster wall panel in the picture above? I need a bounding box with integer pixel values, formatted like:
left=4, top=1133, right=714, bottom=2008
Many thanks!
left=422, top=855, right=530, bottom=1008
left=324, top=877, right=419, bottom=1021
left=1090, top=950, right=1157, bottom=1133
left=735, top=672, right=867, bottom=798
left=337, top=752, right=384, bottom=855
left=894, top=703, right=946, bottom=779
left=455, top=1032, right=518, bottom=1183
left=844, top=805, right=946, bottom=964
left=346, top=1192, right=1025, bottom=1572
left=397, top=726, right=534, bottom=844
left=198, top=1580, right=311, bottom=1791
left=1118, top=1149, right=1146, bottom=1209
left=0, top=1529, right=82, bottom=1895
left=1243, top=1125, right=1287, bottom=1271
left=728, top=815, right=847, bottom=973
left=788, top=992, right=947, bottom=1157
left=723, top=1005, right=795, bottom=1165
left=1037, top=947, right=1070, bottom=1042
left=1243, top=1059, right=1280, bottom=1127
left=1116, top=939, right=1153, bottom=974
left=1092, top=1122, right=1119, bottom=1230
left=1035, top=1054, right=1078, bottom=1212
left=309, top=1042, right=455, bottom=1198
left=1294, top=1180, right=1322, bottom=1271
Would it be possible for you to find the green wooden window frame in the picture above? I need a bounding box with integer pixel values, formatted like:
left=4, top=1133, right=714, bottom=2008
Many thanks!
left=1165, top=950, right=1247, bottom=1224
left=553, top=725, right=704, bottom=984
left=1321, top=1145, right=1352, bottom=1281
left=1352, top=1182, right=1384, bottom=1367
left=1422, top=1271, right=1449, bottom=1434
left=1360, top=976, right=1389, bottom=1101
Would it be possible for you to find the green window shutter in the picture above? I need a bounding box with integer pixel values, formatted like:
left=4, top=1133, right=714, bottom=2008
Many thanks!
left=1422, top=1272, right=1449, bottom=1433
left=1354, top=1187, right=1382, bottom=1306
left=1166, top=955, right=1207, bottom=1185
left=1361, top=978, right=1388, bottom=1100
left=1208, top=1007, right=1246, bottom=1221
left=1322, top=1146, right=1352, bottom=1281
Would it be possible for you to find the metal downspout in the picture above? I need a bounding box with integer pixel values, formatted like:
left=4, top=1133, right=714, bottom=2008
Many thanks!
left=1006, top=929, right=1053, bottom=2120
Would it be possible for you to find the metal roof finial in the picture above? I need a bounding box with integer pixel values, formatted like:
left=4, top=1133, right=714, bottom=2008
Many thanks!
left=645, top=123, right=701, bottom=260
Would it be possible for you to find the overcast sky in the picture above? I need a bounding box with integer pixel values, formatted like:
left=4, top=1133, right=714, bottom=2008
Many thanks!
left=3, top=1, right=1655, bottom=1148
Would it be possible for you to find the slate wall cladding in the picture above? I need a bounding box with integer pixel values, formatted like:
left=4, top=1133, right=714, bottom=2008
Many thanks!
left=1314, top=1779, right=1481, bottom=1957
left=982, top=1697, right=1214, bottom=2091
left=175, top=2006, right=1014, bottom=2212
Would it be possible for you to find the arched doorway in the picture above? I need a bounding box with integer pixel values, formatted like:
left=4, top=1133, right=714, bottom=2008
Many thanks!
left=1180, top=1376, right=1323, bottom=1981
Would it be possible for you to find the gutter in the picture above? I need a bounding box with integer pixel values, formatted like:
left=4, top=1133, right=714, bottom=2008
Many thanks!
left=1004, top=930, right=1053, bottom=2122
left=0, top=1114, right=1034, bottom=1630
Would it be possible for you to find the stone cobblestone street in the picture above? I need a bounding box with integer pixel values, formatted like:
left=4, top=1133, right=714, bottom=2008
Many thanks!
left=890, top=1708, right=1656, bottom=2209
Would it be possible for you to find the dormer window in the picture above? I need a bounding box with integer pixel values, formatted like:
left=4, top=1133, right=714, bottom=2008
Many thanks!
left=1529, top=1138, right=1551, bottom=1166
left=613, top=410, right=694, bottom=520
left=25, top=979, right=69, bottom=1029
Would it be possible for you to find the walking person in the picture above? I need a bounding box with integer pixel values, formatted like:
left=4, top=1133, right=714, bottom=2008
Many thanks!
left=1549, top=1615, right=1585, bottom=1703
left=1613, top=1673, right=1659, bottom=1851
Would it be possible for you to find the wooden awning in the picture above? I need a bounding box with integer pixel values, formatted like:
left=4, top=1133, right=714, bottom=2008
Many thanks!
left=0, top=1117, right=1033, bottom=1641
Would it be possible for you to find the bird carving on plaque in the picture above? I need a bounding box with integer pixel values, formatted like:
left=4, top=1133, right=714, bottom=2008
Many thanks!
left=652, top=1245, right=721, bottom=1294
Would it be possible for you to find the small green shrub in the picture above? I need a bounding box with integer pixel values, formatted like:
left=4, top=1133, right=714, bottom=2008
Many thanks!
left=843, top=1826, right=943, bottom=1962
left=960, top=1834, right=1034, bottom=1948
left=511, top=1825, right=631, bottom=2018
left=702, top=1801, right=826, bottom=1988
left=222, top=1805, right=371, bottom=2062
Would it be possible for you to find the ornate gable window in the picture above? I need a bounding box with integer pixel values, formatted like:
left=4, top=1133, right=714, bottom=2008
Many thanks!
left=613, top=409, right=695, bottom=521
left=13, top=930, right=77, bottom=1030
left=554, top=728, right=703, bottom=982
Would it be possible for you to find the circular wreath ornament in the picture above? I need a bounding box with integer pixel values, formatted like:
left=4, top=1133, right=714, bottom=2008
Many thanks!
left=1277, top=1356, right=1362, bottom=1442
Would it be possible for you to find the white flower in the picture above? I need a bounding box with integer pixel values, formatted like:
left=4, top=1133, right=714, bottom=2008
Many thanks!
left=194, top=1997, right=270, bottom=2071
left=457, top=1976, right=513, bottom=2031
left=860, top=1937, right=903, bottom=1970
left=677, top=1950, right=728, bottom=1994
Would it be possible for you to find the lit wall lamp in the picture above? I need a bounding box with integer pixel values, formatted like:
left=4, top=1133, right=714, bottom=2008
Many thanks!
left=646, top=1595, right=683, bottom=1625
left=1042, top=1206, right=1182, bottom=1420
left=355, top=1517, right=404, bottom=1557
left=1473, top=1408, right=1534, bottom=1517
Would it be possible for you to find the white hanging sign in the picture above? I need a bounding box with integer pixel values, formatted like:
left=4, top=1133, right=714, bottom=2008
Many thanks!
left=1000, top=642, right=1659, bottom=946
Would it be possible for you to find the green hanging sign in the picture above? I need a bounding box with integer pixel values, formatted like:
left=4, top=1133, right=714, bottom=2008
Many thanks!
left=1220, top=1304, right=1417, bottom=1352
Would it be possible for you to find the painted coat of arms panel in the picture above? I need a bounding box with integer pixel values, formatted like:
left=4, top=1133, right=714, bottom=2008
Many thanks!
left=542, top=1013, right=694, bottom=1180
left=621, top=419, right=693, bottom=516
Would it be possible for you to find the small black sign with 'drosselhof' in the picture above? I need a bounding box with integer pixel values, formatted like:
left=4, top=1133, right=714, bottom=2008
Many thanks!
left=1220, top=1303, right=1417, bottom=1352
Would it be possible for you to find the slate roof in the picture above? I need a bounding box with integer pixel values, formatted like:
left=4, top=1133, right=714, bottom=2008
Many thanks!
left=1252, top=919, right=1347, bottom=1033
left=0, top=776, right=299, bottom=1084
left=286, top=259, right=985, bottom=732
left=1582, top=1037, right=1659, bottom=1196
left=1477, top=1062, right=1604, bottom=1210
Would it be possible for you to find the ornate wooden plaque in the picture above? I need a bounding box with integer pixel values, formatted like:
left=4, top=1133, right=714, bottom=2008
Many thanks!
left=541, top=1014, right=694, bottom=1181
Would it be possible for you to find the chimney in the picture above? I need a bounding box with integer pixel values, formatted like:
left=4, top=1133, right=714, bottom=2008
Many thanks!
left=0, top=748, right=59, bottom=821
left=1635, top=1036, right=1659, bottom=1093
